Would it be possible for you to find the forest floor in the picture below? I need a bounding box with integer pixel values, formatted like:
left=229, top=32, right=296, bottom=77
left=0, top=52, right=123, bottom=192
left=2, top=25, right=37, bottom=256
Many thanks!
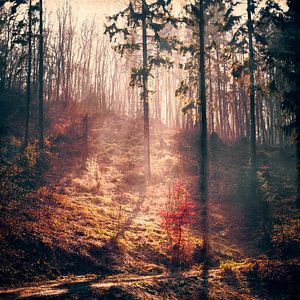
left=0, top=113, right=299, bottom=299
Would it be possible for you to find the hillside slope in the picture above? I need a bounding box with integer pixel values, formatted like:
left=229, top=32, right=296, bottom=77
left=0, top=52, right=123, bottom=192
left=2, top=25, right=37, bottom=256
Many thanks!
left=0, top=114, right=298, bottom=299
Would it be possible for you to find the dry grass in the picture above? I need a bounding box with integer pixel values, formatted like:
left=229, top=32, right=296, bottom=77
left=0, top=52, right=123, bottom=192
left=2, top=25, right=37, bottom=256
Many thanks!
left=1, top=114, right=298, bottom=299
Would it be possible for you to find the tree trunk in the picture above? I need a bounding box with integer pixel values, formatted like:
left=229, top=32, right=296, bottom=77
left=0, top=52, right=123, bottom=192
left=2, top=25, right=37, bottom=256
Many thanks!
left=296, top=104, right=300, bottom=208
left=208, top=49, right=214, bottom=133
left=216, top=46, right=223, bottom=138
left=24, top=0, right=32, bottom=148
left=142, top=0, right=150, bottom=182
left=247, top=0, right=257, bottom=172
left=268, top=69, right=274, bottom=144
left=38, top=0, right=44, bottom=157
left=198, top=0, right=209, bottom=259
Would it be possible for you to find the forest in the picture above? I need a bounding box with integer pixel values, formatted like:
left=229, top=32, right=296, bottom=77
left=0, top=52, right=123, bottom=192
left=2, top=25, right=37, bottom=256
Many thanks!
left=0, top=0, right=299, bottom=299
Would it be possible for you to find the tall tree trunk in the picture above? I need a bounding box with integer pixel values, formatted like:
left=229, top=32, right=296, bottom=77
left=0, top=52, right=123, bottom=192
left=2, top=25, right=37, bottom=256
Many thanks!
left=155, top=65, right=160, bottom=121
left=240, top=81, right=250, bottom=137
left=268, top=70, right=274, bottom=144
left=24, top=0, right=32, bottom=148
left=142, top=0, right=150, bottom=182
left=198, top=0, right=209, bottom=259
left=216, top=46, right=223, bottom=138
left=296, top=104, right=300, bottom=208
left=208, top=49, right=214, bottom=133
left=232, top=77, right=240, bottom=139
left=222, top=40, right=229, bottom=139
left=38, top=0, right=44, bottom=156
left=247, top=0, right=257, bottom=172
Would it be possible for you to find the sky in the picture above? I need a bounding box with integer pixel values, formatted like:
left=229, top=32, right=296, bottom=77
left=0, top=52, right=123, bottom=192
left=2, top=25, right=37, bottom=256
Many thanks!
left=45, top=0, right=127, bottom=25
left=45, top=0, right=288, bottom=27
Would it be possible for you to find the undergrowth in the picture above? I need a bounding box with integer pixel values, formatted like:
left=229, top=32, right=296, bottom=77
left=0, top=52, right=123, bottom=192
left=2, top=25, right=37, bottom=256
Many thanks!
left=160, top=181, right=196, bottom=268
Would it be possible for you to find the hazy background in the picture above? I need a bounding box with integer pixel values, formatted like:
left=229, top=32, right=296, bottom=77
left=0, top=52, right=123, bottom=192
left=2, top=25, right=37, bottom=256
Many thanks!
left=44, top=0, right=287, bottom=29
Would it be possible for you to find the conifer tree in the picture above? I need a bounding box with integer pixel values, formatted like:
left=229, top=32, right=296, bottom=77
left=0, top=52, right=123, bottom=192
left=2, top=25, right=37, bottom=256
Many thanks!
left=105, top=0, right=173, bottom=182
left=270, top=0, right=300, bottom=206
left=178, top=0, right=224, bottom=260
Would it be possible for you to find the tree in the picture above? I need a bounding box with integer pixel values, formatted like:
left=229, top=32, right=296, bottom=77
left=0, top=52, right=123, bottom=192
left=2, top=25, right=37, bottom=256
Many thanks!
left=24, top=0, right=32, bottom=148
left=105, top=0, right=173, bottom=183
left=275, top=0, right=300, bottom=206
left=141, top=0, right=150, bottom=181
left=198, top=0, right=209, bottom=262
left=285, top=0, right=300, bottom=207
left=254, top=0, right=300, bottom=205
left=247, top=0, right=257, bottom=175
left=0, top=0, right=28, bottom=93
left=38, top=0, right=44, bottom=156
left=179, top=0, right=218, bottom=261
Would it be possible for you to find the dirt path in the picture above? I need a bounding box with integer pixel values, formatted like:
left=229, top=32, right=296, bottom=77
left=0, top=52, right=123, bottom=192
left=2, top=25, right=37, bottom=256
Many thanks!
left=0, top=271, right=206, bottom=299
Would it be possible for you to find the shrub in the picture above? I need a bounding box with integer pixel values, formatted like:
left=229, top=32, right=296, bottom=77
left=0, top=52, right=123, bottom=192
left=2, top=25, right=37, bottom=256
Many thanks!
left=160, top=181, right=196, bottom=267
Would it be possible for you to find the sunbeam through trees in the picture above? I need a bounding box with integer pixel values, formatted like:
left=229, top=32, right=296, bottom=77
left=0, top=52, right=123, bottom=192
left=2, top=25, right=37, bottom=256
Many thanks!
left=0, top=0, right=299, bottom=299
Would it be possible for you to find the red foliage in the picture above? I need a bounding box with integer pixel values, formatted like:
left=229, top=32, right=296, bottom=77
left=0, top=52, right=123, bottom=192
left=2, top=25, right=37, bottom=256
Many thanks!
left=160, top=182, right=195, bottom=250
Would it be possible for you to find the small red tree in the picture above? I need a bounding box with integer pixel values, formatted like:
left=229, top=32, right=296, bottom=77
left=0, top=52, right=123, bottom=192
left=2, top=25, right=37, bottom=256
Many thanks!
left=160, top=181, right=195, bottom=265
